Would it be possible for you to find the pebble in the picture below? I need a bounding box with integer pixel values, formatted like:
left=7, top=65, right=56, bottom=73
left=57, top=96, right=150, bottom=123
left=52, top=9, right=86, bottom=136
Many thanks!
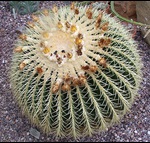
left=2, top=59, right=5, bottom=64
left=134, top=130, right=138, bottom=134
left=41, top=137, right=44, bottom=140
left=29, top=138, right=32, bottom=141
left=138, top=137, right=142, bottom=140
left=134, top=116, right=137, bottom=119
left=29, top=127, right=40, bottom=139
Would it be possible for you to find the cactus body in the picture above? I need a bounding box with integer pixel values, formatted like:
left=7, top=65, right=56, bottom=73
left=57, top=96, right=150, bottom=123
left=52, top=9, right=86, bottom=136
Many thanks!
left=10, top=3, right=142, bottom=139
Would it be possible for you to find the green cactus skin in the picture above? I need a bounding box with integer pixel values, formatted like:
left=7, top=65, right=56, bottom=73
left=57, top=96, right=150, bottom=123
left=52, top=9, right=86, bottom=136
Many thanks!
left=9, top=1, right=39, bottom=15
left=9, top=3, right=142, bottom=139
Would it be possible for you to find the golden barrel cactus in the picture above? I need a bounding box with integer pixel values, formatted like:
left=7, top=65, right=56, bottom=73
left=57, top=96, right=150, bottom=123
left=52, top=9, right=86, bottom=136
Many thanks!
left=10, top=2, right=142, bottom=139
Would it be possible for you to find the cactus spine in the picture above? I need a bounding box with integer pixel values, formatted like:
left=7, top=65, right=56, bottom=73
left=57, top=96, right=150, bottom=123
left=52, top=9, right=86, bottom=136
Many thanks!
left=10, top=2, right=142, bottom=139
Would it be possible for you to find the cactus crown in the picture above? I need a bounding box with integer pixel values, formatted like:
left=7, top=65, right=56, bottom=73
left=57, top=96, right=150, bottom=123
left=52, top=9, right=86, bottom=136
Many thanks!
left=10, top=2, right=142, bottom=139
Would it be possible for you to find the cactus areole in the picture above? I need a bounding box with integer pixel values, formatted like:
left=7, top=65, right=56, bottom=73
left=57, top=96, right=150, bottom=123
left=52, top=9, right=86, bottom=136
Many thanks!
left=10, top=3, right=142, bottom=139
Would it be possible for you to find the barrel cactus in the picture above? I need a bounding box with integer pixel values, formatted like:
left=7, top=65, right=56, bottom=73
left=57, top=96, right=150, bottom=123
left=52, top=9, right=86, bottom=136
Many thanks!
left=9, top=2, right=142, bottom=139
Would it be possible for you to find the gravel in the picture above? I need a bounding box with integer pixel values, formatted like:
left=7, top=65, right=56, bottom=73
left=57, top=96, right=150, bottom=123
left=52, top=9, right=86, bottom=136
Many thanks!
left=0, top=1, right=150, bottom=142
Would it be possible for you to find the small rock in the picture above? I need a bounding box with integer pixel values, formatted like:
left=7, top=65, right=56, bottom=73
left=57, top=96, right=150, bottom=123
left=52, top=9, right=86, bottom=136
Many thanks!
left=148, top=131, right=150, bottom=135
left=128, top=23, right=133, bottom=29
left=2, top=59, right=5, bottom=64
left=29, top=127, right=40, bottom=139
left=134, top=130, right=138, bottom=134
left=138, top=137, right=142, bottom=140
left=29, top=138, right=32, bottom=141
left=20, top=137, right=24, bottom=141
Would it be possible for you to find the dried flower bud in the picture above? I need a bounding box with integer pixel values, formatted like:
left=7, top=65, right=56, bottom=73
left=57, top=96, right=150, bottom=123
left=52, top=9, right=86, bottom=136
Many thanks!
left=19, top=62, right=26, bottom=70
left=79, top=75, right=86, bottom=85
left=76, top=49, right=82, bottom=56
left=81, top=65, right=90, bottom=70
left=67, top=53, right=73, bottom=59
left=14, top=47, right=22, bottom=53
left=52, top=4, right=58, bottom=13
left=19, top=34, right=27, bottom=41
left=86, top=6, right=93, bottom=19
left=63, top=74, right=72, bottom=83
left=42, top=9, right=49, bottom=16
left=89, top=65, right=98, bottom=73
left=52, top=83, right=60, bottom=94
left=98, top=38, right=105, bottom=48
left=74, top=8, right=79, bottom=15
left=70, top=2, right=75, bottom=10
left=97, top=12, right=103, bottom=23
left=98, top=38, right=111, bottom=48
left=75, top=37, right=82, bottom=45
left=42, top=32, right=49, bottom=39
left=101, top=22, right=109, bottom=31
left=62, top=83, right=71, bottom=92
left=65, top=21, right=71, bottom=29
left=36, top=67, right=43, bottom=74
left=57, top=57, right=63, bottom=64
left=95, top=12, right=103, bottom=29
left=40, top=41, right=45, bottom=47
left=57, top=22, right=63, bottom=29
left=27, top=21, right=35, bottom=28
left=95, top=22, right=100, bottom=30
left=77, top=44, right=83, bottom=50
left=70, top=25, right=77, bottom=33
left=99, top=57, right=107, bottom=68
left=43, top=47, right=50, bottom=54
left=72, top=78, right=80, bottom=86
left=78, top=33, right=83, bottom=39
left=31, top=14, right=39, bottom=22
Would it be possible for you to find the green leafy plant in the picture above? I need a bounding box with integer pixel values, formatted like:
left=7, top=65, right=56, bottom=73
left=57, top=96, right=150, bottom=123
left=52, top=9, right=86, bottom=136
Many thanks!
left=9, top=1, right=39, bottom=15
left=9, top=2, right=142, bottom=139
left=110, top=1, right=150, bottom=38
